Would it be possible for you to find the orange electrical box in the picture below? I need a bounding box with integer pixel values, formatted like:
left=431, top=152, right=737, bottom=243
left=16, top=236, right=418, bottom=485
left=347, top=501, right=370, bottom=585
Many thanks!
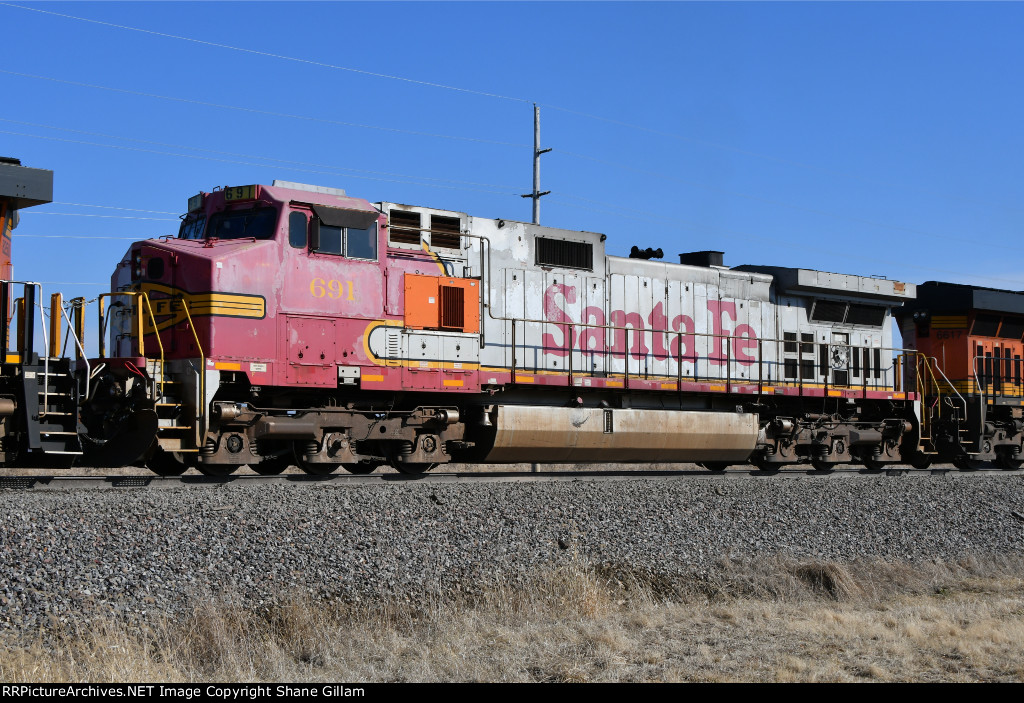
left=404, top=274, right=480, bottom=333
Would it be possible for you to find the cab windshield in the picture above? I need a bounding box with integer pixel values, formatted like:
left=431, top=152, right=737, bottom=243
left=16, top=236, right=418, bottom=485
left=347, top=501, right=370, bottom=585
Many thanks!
left=205, top=207, right=278, bottom=240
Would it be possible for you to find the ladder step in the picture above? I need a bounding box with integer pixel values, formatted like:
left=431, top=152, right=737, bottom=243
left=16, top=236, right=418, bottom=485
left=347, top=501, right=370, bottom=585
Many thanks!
left=158, top=425, right=193, bottom=430
left=44, top=450, right=84, bottom=455
left=40, top=431, right=78, bottom=436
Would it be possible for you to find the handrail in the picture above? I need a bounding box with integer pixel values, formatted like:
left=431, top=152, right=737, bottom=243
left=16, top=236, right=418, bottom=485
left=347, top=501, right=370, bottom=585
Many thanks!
left=2, top=280, right=51, bottom=413
left=927, top=355, right=967, bottom=420
left=97, top=291, right=165, bottom=396
left=908, top=352, right=967, bottom=450
left=504, top=313, right=912, bottom=395
left=175, top=294, right=206, bottom=447
left=58, top=300, right=91, bottom=401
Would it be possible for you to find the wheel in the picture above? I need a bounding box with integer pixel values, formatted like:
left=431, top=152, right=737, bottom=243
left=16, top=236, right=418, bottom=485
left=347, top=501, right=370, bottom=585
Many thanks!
left=862, top=457, right=885, bottom=471
left=952, top=455, right=984, bottom=471
left=753, top=465, right=781, bottom=475
left=195, top=463, right=240, bottom=477
left=251, top=455, right=290, bottom=475
left=146, top=449, right=190, bottom=476
left=909, top=452, right=932, bottom=470
left=702, top=462, right=729, bottom=472
left=995, top=454, right=1023, bottom=471
left=393, top=462, right=436, bottom=476
left=810, top=458, right=834, bottom=472
left=294, top=454, right=339, bottom=476
left=751, top=454, right=781, bottom=474
left=343, top=462, right=380, bottom=475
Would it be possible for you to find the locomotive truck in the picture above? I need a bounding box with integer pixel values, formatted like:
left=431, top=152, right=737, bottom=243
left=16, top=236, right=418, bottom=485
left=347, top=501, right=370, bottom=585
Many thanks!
left=78, top=180, right=925, bottom=475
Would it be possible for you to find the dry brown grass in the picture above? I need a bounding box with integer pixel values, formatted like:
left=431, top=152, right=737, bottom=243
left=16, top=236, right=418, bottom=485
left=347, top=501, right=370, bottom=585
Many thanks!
left=2, top=557, right=1024, bottom=682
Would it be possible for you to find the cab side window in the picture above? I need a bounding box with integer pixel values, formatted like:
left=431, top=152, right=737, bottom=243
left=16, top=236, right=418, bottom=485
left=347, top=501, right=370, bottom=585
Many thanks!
left=309, top=205, right=379, bottom=260
left=346, top=224, right=377, bottom=260
left=318, top=225, right=343, bottom=255
left=288, top=211, right=308, bottom=248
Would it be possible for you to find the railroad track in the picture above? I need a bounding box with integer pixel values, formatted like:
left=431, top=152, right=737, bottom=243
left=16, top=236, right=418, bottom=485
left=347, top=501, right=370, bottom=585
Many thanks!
left=0, top=465, right=1018, bottom=490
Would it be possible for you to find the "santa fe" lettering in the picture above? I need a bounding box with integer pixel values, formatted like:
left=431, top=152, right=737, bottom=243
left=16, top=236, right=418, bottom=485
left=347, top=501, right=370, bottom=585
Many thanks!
left=541, top=283, right=758, bottom=366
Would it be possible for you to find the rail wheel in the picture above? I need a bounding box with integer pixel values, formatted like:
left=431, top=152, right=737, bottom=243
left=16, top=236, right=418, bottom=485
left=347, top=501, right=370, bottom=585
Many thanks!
left=909, top=452, right=932, bottom=470
left=810, top=458, right=834, bottom=473
left=995, top=454, right=1023, bottom=471
left=751, top=454, right=780, bottom=474
left=294, top=455, right=339, bottom=476
left=393, top=462, right=437, bottom=476
left=147, top=449, right=191, bottom=477
left=952, top=455, right=984, bottom=471
left=343, top=461, right=380, bottom=475
left=701, top=462, right=729, bottom=472
left=862, top=457, right=885, bottom=471
left=196, top=463, right=240, bottom=477
left=251, top=455, right=291, bottom=475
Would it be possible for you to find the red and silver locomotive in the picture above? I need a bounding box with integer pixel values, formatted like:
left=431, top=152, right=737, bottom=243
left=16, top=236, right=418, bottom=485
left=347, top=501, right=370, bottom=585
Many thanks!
left=79, top=180, right=924, bottom=475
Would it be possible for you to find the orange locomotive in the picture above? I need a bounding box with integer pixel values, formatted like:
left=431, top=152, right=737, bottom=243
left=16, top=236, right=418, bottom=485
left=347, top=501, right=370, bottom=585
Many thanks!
left=897, top=282, right=1024, bottom=470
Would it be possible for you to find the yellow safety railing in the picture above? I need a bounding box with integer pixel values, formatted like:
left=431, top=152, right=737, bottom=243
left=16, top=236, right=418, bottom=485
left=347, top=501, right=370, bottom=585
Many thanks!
left=907, top=352, right=966, bottom=447
left=98, top=291, right=165, bottom=396
left=175, top=294, right=206, bottom=447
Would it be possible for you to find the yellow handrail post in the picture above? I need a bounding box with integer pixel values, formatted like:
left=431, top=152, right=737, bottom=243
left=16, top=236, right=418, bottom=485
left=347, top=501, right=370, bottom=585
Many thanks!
left=175, top=294, right=206, bottom=448
left=138, top=292, right=165, bottom=396
left=134, top=294, right=145, bottom=357
left=97, top=296, right=106, bottom=358
left=48, top=293, right=62, bottom=359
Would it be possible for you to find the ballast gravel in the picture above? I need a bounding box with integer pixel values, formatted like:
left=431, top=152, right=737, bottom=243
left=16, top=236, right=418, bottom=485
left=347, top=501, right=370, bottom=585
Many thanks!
left=1, top=473, right=1023, bottom=631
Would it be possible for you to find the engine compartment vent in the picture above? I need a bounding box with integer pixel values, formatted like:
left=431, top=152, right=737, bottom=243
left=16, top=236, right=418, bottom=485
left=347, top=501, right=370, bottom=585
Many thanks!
left=536, top=237, right=593, bottom=270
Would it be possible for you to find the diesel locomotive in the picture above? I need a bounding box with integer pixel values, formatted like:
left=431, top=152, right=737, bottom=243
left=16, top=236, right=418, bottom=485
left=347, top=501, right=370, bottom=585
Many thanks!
left=75, top=180, right=927, bottom=475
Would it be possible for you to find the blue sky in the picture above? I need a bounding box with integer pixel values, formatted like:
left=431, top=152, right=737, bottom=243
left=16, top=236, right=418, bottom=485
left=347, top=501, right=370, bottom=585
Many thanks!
left=3, top=0, right=1024, bottom=330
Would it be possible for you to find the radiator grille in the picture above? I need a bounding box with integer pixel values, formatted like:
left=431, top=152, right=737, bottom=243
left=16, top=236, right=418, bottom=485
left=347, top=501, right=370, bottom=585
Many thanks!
left=536, top=237, right=593, bottom=270
left=389, top=210, right=421, bottom=245
left=810, top=299, right=847, bottom=323
left=846, top=304, right=886, bottom=327
left=439, top=285, right=465, bottom=330
left=430, top=215, right=461, bottom=250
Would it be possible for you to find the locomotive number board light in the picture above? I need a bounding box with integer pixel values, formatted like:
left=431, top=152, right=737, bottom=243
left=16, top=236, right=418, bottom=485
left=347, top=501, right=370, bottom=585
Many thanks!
left=187, top=193, right=204, bottom=212
left=224, top=185, right=258, bottom=202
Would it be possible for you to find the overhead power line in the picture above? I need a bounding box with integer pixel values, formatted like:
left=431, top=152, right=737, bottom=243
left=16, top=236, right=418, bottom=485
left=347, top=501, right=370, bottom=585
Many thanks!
left=22, top=212, right=178, bottom=221
left=3, top=116, right=995, bottom=249
left=16, top=234, right=146, bottom=240
left=0, top=117, right=520, bottom=191
left=0, top=3, right=530, bottom=104
left=1, top=115, right=989, bottom=245
left=52, top=201, right=178, bottom=215
left=0, top=70, right=529, bottom=149
left=3, top=3, right=1018, bottom=214
left=546, top=196, right=1024, bottom=287
left=0, top=128, right=518, bottom=196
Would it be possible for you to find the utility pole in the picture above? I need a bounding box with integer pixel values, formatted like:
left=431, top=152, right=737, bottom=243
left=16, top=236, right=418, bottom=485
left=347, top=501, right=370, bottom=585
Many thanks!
left=521, top=103, right=551, bottom=224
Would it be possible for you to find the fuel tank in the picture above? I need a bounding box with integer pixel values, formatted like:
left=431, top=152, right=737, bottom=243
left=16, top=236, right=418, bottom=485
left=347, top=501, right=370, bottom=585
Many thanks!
left=484, top=405, right=758, bottom=463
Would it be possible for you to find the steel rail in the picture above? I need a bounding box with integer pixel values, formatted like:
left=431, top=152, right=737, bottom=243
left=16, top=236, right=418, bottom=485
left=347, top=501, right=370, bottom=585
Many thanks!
left=0, top=466, right=1015, bottom=491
